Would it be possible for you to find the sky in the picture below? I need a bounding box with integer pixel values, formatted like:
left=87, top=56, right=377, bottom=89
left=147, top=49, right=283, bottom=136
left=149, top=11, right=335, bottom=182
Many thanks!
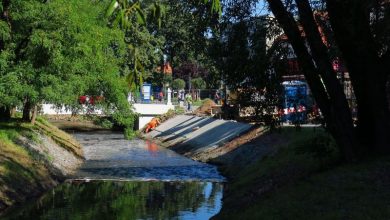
left=254, top=1, right=270, bottom=16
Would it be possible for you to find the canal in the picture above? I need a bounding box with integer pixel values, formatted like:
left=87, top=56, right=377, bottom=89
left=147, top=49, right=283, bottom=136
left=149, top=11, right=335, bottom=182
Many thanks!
left=2, top=132, right=224, bottom=220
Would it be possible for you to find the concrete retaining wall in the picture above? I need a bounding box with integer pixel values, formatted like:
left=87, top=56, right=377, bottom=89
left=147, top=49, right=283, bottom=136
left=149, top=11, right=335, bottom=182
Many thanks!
left=143, top=115, right=253, bottom=159
left=133, top=104, right=175, bottom=129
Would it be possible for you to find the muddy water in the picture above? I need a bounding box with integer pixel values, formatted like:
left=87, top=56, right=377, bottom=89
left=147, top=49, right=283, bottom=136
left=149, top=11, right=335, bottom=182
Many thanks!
left=3, top=132, right=224, bottom=220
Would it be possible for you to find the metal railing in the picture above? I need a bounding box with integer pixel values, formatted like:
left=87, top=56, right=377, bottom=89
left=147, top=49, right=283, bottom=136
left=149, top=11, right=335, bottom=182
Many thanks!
left=130, top=89, right=224, bottom=105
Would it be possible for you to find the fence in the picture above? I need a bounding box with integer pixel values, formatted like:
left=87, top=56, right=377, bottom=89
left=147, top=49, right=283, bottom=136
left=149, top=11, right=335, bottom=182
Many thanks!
left=131, top=89, right=224, bottom=105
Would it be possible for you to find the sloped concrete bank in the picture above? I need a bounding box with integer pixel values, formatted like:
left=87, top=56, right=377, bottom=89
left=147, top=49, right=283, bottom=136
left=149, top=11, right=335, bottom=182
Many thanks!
left=142, top=115, right=255, bottom=162
left=142, top=115, right=291, bottom=170
left=0, top=120, right=84, bottom=214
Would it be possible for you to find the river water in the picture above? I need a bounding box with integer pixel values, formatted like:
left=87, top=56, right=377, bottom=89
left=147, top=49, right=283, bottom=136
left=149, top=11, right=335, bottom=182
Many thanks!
left=3, top=132, right=224, bottom=220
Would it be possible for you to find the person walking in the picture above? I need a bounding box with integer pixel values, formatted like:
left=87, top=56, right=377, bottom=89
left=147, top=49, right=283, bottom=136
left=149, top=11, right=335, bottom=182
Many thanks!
left=158, top=91, right=164, bottom=102
left=185, top=93, right=192, bottom=111
left=214, top=91, right=220, bottom=105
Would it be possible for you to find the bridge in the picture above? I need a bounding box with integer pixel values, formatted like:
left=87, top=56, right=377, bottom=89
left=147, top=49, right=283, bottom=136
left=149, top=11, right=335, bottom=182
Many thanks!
left=41, top=88, right=175, bottom=130
left=133, top=103, right=174, bottom=130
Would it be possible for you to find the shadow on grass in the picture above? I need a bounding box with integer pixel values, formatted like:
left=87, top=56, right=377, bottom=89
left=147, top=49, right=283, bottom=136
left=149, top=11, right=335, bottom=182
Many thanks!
left=211, top=127, right=349, bottom=219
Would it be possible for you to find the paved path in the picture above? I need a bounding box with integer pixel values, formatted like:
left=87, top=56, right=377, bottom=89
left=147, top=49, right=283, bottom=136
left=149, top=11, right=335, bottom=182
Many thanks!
left=144, top=115, right=253, bottom=157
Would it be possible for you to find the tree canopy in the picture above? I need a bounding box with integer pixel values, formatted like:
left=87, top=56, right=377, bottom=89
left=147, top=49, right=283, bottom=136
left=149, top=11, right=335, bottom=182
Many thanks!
left=0, top=0, right=137, bottom=136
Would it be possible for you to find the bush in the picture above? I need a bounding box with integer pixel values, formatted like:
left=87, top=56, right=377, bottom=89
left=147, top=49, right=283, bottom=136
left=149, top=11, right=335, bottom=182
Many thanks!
left=124, top=128, right=136, bottom=139
left=295, top=132, right=339, bottom=160
left=112, top=111, right=136, bottom=139
left=93, top=117, right=114, bottom=129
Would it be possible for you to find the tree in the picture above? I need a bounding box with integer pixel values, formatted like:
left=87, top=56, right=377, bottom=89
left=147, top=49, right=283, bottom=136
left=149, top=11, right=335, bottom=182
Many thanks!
left=151, top=0, right=220, bottom=88
left=215, top=17, right=268, bottom=89
left=122, top=22, right=165, bottom=92
left=208, top=3, right=282, bottom=122
left=0, top=0, right=134, bottom=128
left=105, top=0, right=166, bottom=93
left=213, top=0, right=389, bottom=160
left=147, top=71, right=172, bottom=91
left=0, top=0, right=15, bottom=120
left=172, top=78, right=186, bottom=91
left=264, top=0, right=390, bottom=160
left=175, top=61, right=209, bottom=90
left=105, top=0, right=220, bottom=91
left=191, top=77, right=206, bottom=100
left=325, top=0, right=390, bottom=154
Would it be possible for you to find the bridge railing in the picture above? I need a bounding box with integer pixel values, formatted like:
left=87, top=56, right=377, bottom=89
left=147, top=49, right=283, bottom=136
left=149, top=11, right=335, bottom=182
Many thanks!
left=130, top=89, right=222, bottom=104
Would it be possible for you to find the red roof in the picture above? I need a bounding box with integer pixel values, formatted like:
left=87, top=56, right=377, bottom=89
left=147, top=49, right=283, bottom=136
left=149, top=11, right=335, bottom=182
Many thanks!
left=156, top=62, right=172, bottom=75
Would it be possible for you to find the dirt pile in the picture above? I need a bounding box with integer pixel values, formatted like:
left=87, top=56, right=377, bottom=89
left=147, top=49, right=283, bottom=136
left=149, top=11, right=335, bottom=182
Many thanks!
left=194, top=99, right=217, bottom=115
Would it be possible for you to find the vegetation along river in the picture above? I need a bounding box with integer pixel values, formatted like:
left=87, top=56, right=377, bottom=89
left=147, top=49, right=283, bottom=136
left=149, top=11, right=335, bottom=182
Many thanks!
left=2, top=132, right=225, bottom=220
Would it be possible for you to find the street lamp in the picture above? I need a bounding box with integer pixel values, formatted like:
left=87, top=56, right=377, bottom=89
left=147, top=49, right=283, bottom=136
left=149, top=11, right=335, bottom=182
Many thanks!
left=222, top=56, right=227, bottom=106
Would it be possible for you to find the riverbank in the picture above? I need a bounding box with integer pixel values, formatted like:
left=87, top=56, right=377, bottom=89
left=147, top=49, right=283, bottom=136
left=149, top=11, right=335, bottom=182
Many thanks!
left=0, top=118, right=84, bottom=214
left=144, top=115, right=390, bottom=219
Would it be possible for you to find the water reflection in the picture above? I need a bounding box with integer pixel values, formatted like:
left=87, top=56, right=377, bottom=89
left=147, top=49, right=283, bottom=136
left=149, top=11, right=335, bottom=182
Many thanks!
left=3, top=181, right=223, bottom=220
left=72, top=133, right=225, bottom=182
left=1, top=133, right=225, bottom=219
left=146, top=140, right=159, bottom=157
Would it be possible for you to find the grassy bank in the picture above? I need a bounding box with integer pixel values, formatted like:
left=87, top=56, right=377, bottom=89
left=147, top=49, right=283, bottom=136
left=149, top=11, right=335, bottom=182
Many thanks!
left=0, top=117, right=83, bottom=213
left=213, top=127, right=390, bottom=219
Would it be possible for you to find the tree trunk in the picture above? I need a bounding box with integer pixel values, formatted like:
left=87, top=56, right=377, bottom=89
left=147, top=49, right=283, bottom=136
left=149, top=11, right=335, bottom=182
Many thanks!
left=296, top=0, right=358, bottom=158
left=10, top=107, right=16, bottom=117
left=267, top=0, right=357, bottom=161
left=327, top=0, right=390, bottom=153
left=0, top=1, right=12, bottom=122
left=22, top=101, right=32, bottom=122
left=31, top=105, right=38, bottom=125
left=387, top=76, right=390, bottom=111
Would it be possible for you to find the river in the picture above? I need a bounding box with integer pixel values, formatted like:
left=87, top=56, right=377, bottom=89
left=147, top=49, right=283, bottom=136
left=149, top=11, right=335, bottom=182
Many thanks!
left=2, top=132, right=225, bottom=220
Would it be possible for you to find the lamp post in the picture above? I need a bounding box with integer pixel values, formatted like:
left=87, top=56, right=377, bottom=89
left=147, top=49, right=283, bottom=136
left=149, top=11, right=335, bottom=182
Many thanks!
left=222, top=56, right=228, bottom=106
left=167, top=88, right=172, bottom=105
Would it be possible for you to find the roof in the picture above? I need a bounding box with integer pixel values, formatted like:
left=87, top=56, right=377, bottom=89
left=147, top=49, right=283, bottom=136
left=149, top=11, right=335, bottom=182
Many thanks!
left=156, top=63, right=172, bottom=75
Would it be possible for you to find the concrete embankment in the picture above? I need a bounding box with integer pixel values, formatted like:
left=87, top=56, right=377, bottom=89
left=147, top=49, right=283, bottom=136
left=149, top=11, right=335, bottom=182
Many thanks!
left=142, top=115, right=254, bottom=162
left=0, top=119, right=83, bottom=214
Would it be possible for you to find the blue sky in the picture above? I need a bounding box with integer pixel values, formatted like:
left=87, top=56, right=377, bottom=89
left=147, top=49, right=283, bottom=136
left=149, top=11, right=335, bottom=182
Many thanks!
left=254, top=1, right=269, bottom=16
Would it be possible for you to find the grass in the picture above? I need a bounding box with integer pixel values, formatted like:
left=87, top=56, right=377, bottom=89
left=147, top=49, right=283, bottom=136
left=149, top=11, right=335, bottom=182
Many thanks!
left=34, top=117, right=83, bottom=158
left=214, top=128, right=390, bottom=219
left=0, top=117, right=83, bottom=211
left=0, top=122, right=50, bottom=207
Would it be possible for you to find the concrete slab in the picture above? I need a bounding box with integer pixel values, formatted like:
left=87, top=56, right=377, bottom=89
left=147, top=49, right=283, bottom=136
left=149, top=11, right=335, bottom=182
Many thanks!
left=144, top=115, right=253, bottom=157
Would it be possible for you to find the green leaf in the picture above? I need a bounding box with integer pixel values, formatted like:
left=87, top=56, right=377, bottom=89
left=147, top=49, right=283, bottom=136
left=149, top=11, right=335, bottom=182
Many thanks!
left=113, top=10, right=122, bottom=27
left=120, top=9, right=125, bottom=28
left=135, top=7, right=146, bottom=25
left=105, top=0, right=118, bottom=18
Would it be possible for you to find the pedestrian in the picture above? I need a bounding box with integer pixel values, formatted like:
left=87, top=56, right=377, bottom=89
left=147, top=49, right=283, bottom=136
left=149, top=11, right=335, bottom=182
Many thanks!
left=180, top=90, right=185, bottom=101
left=185, top=93, right=192, bottom=111
left=158, top=91, right=163, bottom=102
left=177, top=90, right=183, bottom=107
left=214, top=91, right=220, bottom=105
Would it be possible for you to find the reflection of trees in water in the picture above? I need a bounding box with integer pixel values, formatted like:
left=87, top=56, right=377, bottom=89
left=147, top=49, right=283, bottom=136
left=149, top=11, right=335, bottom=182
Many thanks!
left=4, top=181, right=223, bottom=220
left=206, top=182, right=223, bottom=207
